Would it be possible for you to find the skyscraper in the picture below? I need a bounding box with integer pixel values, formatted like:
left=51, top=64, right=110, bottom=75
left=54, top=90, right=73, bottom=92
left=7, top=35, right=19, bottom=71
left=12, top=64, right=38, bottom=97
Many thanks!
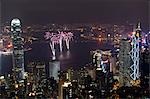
left=11, top=18, right=25, bottom=81
left=49, top=61, right=60, bottom=81
left=119, top=38, right=131, bottom=86
left=129, top=23, right=141, bottom=86
left=119, top=23, right=141, bottom=86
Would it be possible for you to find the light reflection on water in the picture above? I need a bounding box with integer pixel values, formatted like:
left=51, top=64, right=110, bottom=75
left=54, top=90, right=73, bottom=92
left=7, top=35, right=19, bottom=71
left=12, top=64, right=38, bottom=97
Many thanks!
left=58, top=50, right=71, bottom=60
left=66, top=50, right=71, bottom=59
left=0, top=41, right=113, bottom=74
left=57, top=41, right=113, bottom=70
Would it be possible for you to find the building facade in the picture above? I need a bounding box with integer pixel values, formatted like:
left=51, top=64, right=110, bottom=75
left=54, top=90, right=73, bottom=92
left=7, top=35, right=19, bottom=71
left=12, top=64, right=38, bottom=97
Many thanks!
left=49, top=61, right=60, bottom=81
left=11, top=19, right=25, bottom=81
left=119, top=38, right=131, bottom=86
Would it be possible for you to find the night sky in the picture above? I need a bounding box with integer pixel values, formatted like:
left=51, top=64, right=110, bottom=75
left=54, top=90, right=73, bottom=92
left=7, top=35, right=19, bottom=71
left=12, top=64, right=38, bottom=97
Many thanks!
left=1, top=0, right=149, bottom=29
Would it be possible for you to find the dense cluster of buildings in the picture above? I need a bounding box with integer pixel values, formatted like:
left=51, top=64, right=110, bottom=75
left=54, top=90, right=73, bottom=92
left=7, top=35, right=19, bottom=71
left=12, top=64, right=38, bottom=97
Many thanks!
left=0, top=19, right=149, bottom=98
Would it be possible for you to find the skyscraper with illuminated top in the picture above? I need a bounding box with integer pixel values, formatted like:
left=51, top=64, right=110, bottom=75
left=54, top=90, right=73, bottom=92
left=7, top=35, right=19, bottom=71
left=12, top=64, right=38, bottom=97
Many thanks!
left=119, top=22, right=141, bottom=87
left=129, top=22, right=141, bottom=86
left=11, top=18, right=25, bottom=81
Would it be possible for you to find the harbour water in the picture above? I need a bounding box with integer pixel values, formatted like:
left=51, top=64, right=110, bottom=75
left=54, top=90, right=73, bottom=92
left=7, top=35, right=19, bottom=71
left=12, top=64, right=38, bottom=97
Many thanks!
left=0, top=40, right=113, bottom=74
left=26, top=40, right=113, bottom=69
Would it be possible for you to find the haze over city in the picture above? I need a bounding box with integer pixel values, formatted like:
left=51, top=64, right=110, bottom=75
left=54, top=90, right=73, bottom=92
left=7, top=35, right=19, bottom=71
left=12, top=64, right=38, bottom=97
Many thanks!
left=1, top=0, right=149, bottom=28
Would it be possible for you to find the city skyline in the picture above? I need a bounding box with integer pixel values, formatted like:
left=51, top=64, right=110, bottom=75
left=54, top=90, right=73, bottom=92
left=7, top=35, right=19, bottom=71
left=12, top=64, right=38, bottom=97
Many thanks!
left=0, top=0, right=149, bottom=98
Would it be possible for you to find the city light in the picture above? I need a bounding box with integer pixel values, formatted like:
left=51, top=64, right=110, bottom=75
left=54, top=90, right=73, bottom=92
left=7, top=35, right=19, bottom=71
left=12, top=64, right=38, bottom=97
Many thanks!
left=0, top=1, right=149, bottom=98
left=62, top=82, right=72, bottom=87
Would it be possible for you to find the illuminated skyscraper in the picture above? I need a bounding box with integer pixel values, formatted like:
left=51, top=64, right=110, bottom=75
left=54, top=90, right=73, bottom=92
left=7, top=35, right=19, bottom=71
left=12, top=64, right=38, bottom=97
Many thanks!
left=129, top=23, right=141, bottom=86
left=11, top=18, right=25, bottom=80
left=92, top=50, right=102, bottom=71
left=119, top=23, right=141, bottom=86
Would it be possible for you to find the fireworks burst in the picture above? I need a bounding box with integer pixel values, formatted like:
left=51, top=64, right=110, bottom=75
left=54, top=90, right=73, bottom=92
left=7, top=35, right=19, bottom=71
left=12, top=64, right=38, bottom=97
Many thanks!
left=44, top=31, right=73, bottom=60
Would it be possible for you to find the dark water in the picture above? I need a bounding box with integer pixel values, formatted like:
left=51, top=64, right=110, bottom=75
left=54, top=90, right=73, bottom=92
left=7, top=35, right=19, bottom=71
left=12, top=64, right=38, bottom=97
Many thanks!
left=25, top=41, right=113, bottom=70
left=0, top=40, right=113, bottom=74
left=0, top=54, right=13, bottom=75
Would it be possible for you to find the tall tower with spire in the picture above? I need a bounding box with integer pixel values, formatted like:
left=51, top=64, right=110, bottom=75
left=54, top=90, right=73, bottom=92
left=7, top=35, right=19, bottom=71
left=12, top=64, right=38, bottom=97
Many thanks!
left=129, top=22, right=141, bottom=86
left=136, top=22, right=142, bottom=49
